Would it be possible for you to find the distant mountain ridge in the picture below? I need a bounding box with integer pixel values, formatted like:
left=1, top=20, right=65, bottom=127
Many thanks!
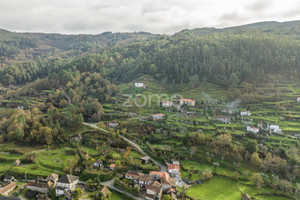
left=176, top=20, right=300, bottom=36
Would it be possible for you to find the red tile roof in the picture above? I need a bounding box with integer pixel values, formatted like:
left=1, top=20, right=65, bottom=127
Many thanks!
left=110, top=164, right=116, bottom=168
left=146, top=184, right=161, bottom=194
left=0, top=182, right=16, bottom=195
left=27, top=181, right=50, bottom=188
left=168, top=164, right=180, bottom=171
left=166, top=187, right=176, bottom=193
left=180, top=99, right=195, bottom=102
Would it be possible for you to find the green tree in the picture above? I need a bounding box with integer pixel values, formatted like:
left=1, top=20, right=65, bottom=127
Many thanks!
left=251, top=173, right=264, bottom=194
left=246, top=140, right=258, bottom=154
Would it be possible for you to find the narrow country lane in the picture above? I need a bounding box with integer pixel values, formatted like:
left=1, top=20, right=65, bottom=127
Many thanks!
left=83, top=122, right=167, bottom=172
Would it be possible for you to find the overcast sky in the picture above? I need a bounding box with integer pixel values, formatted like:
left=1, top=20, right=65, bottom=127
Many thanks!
left=0, top=0, right=300, bottom=34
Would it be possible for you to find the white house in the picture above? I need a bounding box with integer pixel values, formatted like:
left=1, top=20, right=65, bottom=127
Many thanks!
left=297, top=97, right=300, bottom=102
left=268, top=125, right=282, bottom=133
left=162, top=101, right=173, bottom=108
left=146, top=181, right=162, bottom=200
left=138, top=175, right=153, bottom=187
left=135, top=83, right=146, bottom=88
left=125, top=171, right=143, bottom=180
left=179, top=99, right=195, bottom=106
left=56, top=175, right=79, bottom=196
left=246, top=126, right=259, bottom=134
left=152, top=113, right=165, bottom=121
left=171, top=159, right=180, bottom=166
left=168, top=164, right=180, bottom=176
left=240, top=110, right=251, bottom=116
left=27, top=181, right=51, bottom=194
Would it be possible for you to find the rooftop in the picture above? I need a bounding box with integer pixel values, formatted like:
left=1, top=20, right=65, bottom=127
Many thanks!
left=0, top=182, right=16, bottom=195
left=168, top=164, right=180, bottom=170
left=57, top=175, right=79, bottom=184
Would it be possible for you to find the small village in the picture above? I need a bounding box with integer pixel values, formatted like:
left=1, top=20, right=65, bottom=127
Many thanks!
left=1, top=78, right=300, bottom=200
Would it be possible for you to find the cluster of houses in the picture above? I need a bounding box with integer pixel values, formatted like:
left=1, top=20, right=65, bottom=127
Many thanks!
left=0, top=173, right=112, bottom=200
left=151, top=98, right=196, bottom=121
left=125, top=159, right=180, bottom=200
left=215, top=109, right=283, bottom=135
left=0, top=174, right=79, bottom=200
left=23, top=173, right=79, bottom=199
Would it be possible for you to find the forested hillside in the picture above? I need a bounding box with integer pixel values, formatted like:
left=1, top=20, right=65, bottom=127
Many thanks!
left=1, top=21, right=300, bottom=88
left=0, top=29, right=155, bottom=66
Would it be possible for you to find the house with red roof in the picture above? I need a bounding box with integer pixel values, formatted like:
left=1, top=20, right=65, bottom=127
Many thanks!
left=179, top=99, right=195, bottom=106
left=109, top=164, right=116, bottom=170
left=168, top=164, right=180, bottom=176
left=149, top=171, right=176, bottom=191
left=246, top=125, right=260, bottom=134
left=152, top=113, right=165, bottom=121
left=0, top=182, right=16, bottom=196
left=145, top=181, right=162, bottom=200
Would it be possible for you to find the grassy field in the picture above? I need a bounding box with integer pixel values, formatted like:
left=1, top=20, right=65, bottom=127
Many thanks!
left=187, top=177, right=292, bottom=200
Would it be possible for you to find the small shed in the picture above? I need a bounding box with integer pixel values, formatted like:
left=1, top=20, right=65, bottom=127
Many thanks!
left=140, top=156, right=151, bottom=164
left=14, top=159, right=21, bottom=166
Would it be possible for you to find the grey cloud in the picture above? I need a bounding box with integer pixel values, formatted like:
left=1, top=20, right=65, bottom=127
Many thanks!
left=247, top=0, right=272, bottom=12
left=0, top=0, right=299, bottom=34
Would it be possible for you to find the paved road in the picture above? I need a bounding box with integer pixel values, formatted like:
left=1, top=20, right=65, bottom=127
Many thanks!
left=83, top=122, right=167, bottom=172
left=101, top=179, right=144, bottom=200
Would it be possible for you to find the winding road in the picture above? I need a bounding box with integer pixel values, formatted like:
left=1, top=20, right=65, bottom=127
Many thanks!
left=83, top=122, right=167, bottom=172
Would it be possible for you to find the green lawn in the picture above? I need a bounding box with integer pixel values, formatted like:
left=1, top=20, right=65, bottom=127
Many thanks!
left=187, top=177, right=292, bottom=200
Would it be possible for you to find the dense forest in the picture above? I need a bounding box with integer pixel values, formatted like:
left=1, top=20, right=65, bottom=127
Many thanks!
left=1, top=21, right=300, bottom=88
